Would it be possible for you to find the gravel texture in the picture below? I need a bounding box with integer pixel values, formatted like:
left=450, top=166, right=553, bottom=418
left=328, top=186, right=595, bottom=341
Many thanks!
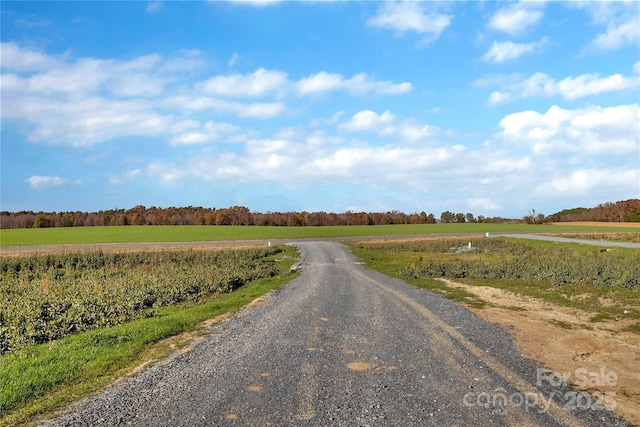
left=39, top=241, right=629, bottom=426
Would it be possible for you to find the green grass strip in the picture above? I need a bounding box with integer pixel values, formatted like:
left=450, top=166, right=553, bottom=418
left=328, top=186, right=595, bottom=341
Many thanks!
left=2, top=223, right=639, bottom=246
left=349, top=244, right=486, bottom=308
left=0, top=247, right=299, bottom=426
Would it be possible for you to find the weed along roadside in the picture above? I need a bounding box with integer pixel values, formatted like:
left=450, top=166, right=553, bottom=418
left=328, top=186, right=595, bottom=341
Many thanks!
left=0, top=245, right=299, bottom=426
left=348, top=237, right=640, bottom=425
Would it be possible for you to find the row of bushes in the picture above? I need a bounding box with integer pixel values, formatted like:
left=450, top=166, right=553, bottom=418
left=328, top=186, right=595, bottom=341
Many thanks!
left=0, top=248, right=283, bottom=354
left=365, top=239, right=640, bottom=288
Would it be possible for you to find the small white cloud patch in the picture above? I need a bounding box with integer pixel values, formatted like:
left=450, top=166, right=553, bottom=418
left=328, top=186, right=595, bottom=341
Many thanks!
left=26, top=176, right=80, bottom=189
left=484, top=38, right=547, bottom=63
left=367, top=1, right=451, bottom=44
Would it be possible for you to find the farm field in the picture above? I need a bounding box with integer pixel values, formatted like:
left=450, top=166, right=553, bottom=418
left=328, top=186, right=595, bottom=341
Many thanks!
left=349, top=238, right=640, bottom=425
left=0, top=246, right=298, bottom=425
left=2, top=223, right=639, bottom=425
left=2, top=222, right=639, bottom=247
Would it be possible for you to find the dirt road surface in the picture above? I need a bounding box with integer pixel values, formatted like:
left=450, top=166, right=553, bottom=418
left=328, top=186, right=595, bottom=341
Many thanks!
left=39, top=241, right=627, bottom=426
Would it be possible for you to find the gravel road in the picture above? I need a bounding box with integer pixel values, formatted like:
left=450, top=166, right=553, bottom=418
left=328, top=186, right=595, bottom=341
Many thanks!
left=39, top=241, right=628, bottom=426
left=492, top=233, right=640, bottom=248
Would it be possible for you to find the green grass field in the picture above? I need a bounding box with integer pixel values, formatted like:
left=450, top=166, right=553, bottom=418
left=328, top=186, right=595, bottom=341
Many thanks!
left=2, top=223, right=638, bottom=246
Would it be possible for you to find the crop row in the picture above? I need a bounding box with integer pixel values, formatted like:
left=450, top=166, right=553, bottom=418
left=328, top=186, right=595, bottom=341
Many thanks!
left=364, top=239, right=640, bottom=288
left=0, top=247, right=283, bottom=354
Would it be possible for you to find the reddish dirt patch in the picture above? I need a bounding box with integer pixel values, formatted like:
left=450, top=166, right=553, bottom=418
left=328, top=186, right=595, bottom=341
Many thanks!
left=438, top=278, right=640, bottom=426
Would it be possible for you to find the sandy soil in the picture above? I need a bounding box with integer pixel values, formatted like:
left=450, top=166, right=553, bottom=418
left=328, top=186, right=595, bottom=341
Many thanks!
left=438, top=278, right=640, bottom=426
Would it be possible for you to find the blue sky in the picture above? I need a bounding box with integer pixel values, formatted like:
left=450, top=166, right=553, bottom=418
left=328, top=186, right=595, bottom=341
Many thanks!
left=1, top=1, right=639, bottom=218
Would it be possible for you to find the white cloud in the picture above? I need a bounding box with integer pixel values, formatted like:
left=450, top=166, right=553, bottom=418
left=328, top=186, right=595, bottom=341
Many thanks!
left=132, top=100, right=636, bottom=215
left=339, top=110, right=441, bottom=142
left=146, top=1, right=164, bottom=13
left=299, top=72, right=410, bottom=96
left=537, top=168, right=639, bottom=197
left=14, top=18, right=50, bottom=27
left=555, top=73, right=637, bottom=100
left=591, top=19, right=640, bottom=51
left=486, top=71, right=638, bottom=105
left=227, top=52, right=240, bottom=67
left=0, top=42, right=59, bottom=72
left=487, top=91, right=513, bottom=105
left=340, top=110, right=396, bottom=132
left=468, top=197, right=501, bottom=211
left=199, top=68, right=289, bottom=98
left=310, top=111, right=345, bottom=128
left=146, top=137, right=461, bottom=187
left=225, top=0, right=282, bottom=6
left=367, top=1, right=452, bottom=43
left=498, top=104, right=639, bottom=155
left=159, top=49, right=205, bottom=74
left=109, top=169, right=143, bottom=185
left=169, top=121, right=241, bottom=145
left=2, top=50, right=171, bottom=99
left=2, top=43, right=411, bottom=146
left=487, top=2, right=544, bottom=37
left=484, top=38, right=547, bottom=63
left=295, top=71, right=343, bottom=95
left=163, top=96, right=285, bottom=119
left=25, top=176, right=80, bottom=189
left=201, top=69, right=412, bottom=98
left=574, top=1, right=640, bottom=52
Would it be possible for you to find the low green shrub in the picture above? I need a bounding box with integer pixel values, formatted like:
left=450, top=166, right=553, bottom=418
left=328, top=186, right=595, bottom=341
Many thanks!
left=0, top=248, right=282, bottom=354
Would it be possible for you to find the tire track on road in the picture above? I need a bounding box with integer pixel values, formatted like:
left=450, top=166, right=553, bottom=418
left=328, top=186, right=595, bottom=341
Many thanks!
left=348, top=264, right=586, bottom=427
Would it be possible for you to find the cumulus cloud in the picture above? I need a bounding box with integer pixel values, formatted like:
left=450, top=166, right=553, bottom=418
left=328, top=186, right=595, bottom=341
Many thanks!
left=163, top=96, right=285, bottom=119
left=4, top=95, right=175, bottom=146
left=339, top=110, right=441, bottom=142
left=591, top=19, right=640, bottom=51
left=0, top=42, right=59, bottom=72
left=367, top=1, right=452, bottom=44
left=145, top=137, right=461, bottom=187
left=295, top=72, right=412, bottom=96
left=1, top=47, right=172, bottom=99
left=169, top=121, right=242, bottom=145
left=199, top=68, right=289, bottom=98
left=2, top=43, right=412, bottom=146
left=484, top=38, right=547, bottom=63
left=127, top=100, right=636, bottom=215
left=485, top=71, right=638, bottom=105
left=487, top=2, right=544, bottom=37
left=574, top=1, right=640, bottom=52
left=200, top=69, right=412, bottom=98
left=25, top=176, right=81, bottom=189
left=537, top=168, right=639, bottom=197
left=498, top=104, right=639, bottom=155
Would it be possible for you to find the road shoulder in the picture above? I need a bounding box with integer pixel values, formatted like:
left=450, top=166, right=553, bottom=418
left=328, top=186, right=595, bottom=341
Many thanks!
left=438, top=278, right=640, bottom=426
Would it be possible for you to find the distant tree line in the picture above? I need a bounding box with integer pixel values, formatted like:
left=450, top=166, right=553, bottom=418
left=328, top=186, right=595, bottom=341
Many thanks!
left=0, top=205, right=514, bottom=229
left=3, top=199, right=633, bottom=229
left=547, top=199, right=640, bottom=223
